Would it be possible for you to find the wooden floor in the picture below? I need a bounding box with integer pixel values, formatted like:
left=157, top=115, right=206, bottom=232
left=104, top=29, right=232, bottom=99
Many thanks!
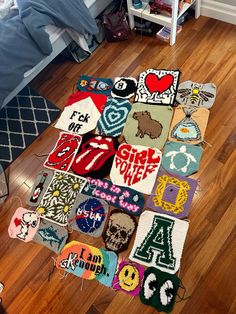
left=0, top=16, right=236, bottom=314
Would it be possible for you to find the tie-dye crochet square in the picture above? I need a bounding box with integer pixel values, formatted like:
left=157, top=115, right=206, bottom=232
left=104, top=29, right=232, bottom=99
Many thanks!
left=123, top=103, right=173, bottom=150
left=135, top=69, right=180, bottom=105
left=44, top=132, right=82, bottom=172
left=36, top=171, right=87, bottom=226
left=27, top=169, right=53, bottom=207
left=129, top=211, right=189, bottom=274
left=33, top=219, right=68, bottom=254
left=68, top=193, right=108, bottom=237
left=177, top=81, right=217, bottom=109
left=77, top=75, right=113, bottom=96
left=146, top=167, right=198, bottom=219
left=162, top=141, right=203, bottom=176
left=56, top=241, right=118, bottom=287
left=96, top=98, right=131, bottom=137
left=140, top=267, right=180, bottom=313
left=112, top=261, right=144, bottom=296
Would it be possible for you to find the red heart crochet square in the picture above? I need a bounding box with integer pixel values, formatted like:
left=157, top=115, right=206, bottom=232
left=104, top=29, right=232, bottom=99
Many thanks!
left=145, top=73, right=174, bottom=94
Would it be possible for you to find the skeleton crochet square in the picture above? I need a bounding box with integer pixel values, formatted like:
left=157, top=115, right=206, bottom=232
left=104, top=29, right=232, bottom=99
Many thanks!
left=123, top=103, right=173, bottom=150
left=103, top=209, right=137, bottom=253
left=110, top=143, right=162, bottom=194
left=44, top=132, right=82, bottom=172
left=135, top=69, right=180, bottom=105
left=36, top=171, right=87, bottom=226
left=129, top=211, right=189, bottom=274
left=146, top=167, right=198, bottom=219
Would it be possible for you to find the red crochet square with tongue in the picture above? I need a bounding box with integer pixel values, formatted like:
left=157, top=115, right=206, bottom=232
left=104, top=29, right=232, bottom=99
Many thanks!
left=71, top=133, right=120, bottom=179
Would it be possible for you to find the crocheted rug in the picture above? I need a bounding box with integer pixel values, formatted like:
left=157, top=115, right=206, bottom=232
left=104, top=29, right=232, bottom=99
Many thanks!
left=68, top=194, right=109, bottom=237
left=110, top=143, right=162, bottom=194
left=146, top=167, right=198, bottom=219
left=36, top=171, right=87, bottom=226
left=112, top=261, right=145, bottom=296
left=0, top=86, right=60, bottom=170
left=129, top=211, right=189, bottom=274
left=140, top=267, right=180, bottom=313
left=56, top=240, right=118, bottom=287
left=123, top=103, right=173, bottom=150
left=83, top=177, right=144, bottom=216
left=135, top=69, right=180, bottom=105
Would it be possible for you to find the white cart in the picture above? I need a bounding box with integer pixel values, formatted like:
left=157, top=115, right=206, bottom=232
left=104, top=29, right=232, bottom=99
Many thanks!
left=127, top=0, right=201, bottom=45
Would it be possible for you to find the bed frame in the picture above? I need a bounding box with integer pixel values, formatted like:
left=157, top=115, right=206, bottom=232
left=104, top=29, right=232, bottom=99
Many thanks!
left=3, top=0, right=113, bottom=107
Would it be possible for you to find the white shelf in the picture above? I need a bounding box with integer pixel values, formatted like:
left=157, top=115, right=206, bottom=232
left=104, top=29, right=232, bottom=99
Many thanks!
left=130, top=2, right=194, bottom=27
left=127, top=0, right=200, bottom=45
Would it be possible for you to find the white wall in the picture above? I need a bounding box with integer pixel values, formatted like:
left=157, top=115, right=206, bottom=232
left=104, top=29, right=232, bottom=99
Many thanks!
left=201, top=0, right=236, bottom=24
left=214, top=0, right=236, bottom=6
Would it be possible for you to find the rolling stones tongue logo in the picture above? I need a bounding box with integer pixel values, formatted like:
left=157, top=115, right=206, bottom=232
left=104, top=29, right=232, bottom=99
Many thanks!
left=44, top=132, right=82, bottom=171
left=71, top=134, right=119, bottom=178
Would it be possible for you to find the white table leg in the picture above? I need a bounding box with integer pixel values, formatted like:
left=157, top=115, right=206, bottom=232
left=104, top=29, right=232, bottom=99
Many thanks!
left=170, top=0, right=179, bottom=46
left=127, top=0, right=135, bottom=29
left=195, top=0, right=201, bottom=18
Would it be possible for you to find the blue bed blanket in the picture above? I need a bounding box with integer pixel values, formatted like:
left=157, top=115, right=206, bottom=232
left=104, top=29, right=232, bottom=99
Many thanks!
left=0, top=0, right=98, bottom=109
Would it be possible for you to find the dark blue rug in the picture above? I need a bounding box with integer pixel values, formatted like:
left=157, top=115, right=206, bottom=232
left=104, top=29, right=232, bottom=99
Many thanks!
left=0, top=86, right=60, bottom=170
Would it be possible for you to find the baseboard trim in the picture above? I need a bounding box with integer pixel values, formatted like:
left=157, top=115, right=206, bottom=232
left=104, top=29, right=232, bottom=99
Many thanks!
left=201, top=0, right=236, bottom=25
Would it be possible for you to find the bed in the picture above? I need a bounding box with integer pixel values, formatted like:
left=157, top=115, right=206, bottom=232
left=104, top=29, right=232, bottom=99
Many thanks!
left=1, top=0, right=113, bottom=108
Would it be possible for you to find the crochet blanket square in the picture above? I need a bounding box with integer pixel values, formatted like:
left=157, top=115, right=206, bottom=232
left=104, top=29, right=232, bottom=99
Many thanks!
left=27, top=169, right=54, bottom=207
left=56, top=240, right=118, bottom=287
left=44, top=132, right=82, bottom=172
left=33, top=219, right=68, bottom=254
left=77, top=75, right=113, bottom=96
left=112, top=260, right=145, bottom=296
left=176, top=80, right=217, bottom=109
left=123, top=103, right=173, bottom=150
left=129, top=211, right=189, bottom=274
left=96, top=98, right=131, bottom=137
left=36, top=171, right=87, bottom=226
left=111, top=77, right=137, bottom=99
left=68, top=193, right=109, bottom=237
left=162, top=141, right=203, bottom=176
left=82, top=177, right=144, bottom=216
left=135, top=69, right=180, bottom=105
left=8, top=207, right=40, bottom=242
left=110, top=143, right=162, bottom=194
left=146, top=167, right=198, bottom=219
